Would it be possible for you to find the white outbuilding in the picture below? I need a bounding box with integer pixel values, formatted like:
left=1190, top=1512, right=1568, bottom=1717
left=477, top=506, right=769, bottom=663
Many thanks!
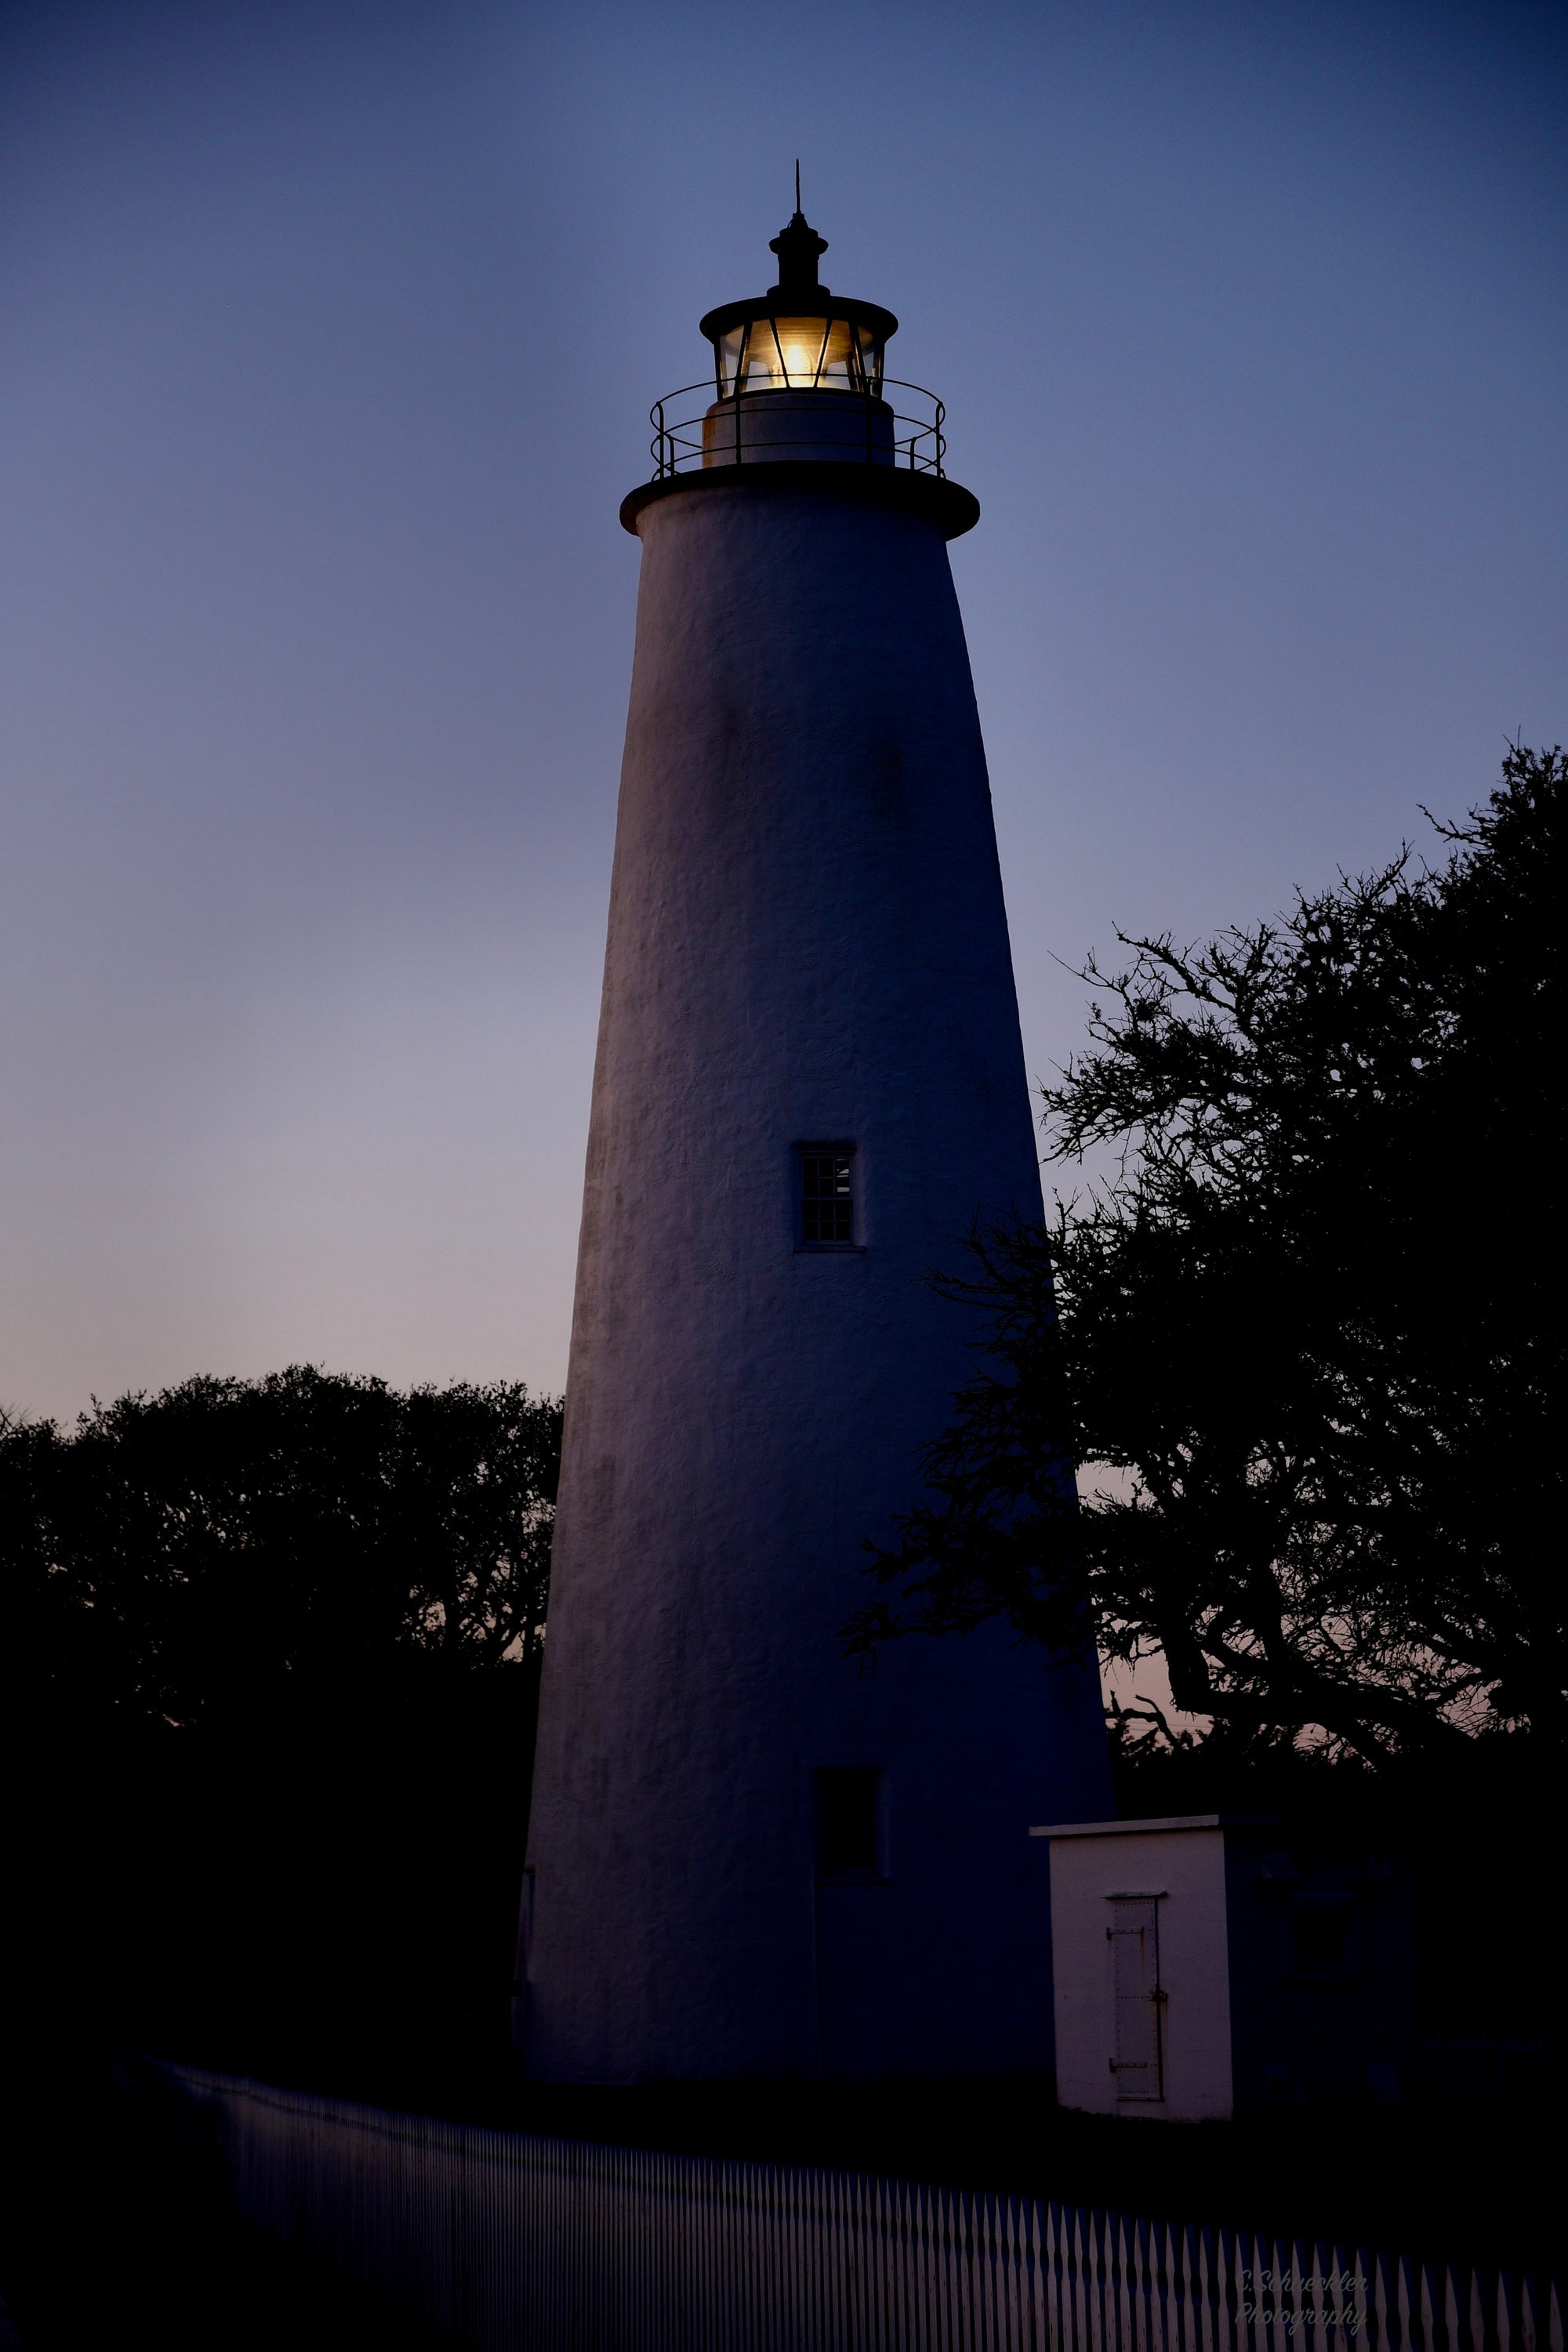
left=1034, top=1814, right=1419, bottom=2122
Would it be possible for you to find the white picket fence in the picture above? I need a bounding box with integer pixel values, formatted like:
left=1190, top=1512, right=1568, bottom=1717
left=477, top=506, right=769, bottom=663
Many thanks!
left=151, top=2060, right=1562, bottom=2352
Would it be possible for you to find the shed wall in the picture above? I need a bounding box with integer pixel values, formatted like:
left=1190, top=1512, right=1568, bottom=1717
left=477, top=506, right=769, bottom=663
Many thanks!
left=1051, top=1828, right=1233, bottom=2121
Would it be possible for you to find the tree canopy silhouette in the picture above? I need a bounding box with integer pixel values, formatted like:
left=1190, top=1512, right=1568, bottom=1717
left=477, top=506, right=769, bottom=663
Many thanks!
left=850, top=746, right=1564, bottom=1764
left=0, top=1367, right=563, bottom=1730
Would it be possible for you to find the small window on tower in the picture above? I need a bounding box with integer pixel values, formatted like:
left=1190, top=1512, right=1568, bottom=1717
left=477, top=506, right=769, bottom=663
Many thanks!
left=815, top=1768, right=885, bottom=1881
left=796, top=1145, right=857, bottom=1249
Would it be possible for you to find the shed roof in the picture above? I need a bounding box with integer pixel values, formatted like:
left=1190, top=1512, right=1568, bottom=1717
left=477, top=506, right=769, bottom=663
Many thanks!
left=1028, top=1813, right=1283, bottom=1840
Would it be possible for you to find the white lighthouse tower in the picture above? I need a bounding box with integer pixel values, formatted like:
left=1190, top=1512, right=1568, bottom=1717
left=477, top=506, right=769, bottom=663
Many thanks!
left=523, top=206, right=1111, bottom=2082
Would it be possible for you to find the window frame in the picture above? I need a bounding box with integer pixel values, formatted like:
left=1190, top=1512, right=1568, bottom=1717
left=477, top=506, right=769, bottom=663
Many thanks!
left=814, top=1766, right=888, bottom=1883
left=793, top=1141, right=862, bottom=1254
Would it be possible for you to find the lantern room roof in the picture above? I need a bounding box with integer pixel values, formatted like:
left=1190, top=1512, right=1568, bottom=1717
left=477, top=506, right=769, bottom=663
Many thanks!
left=698, top=206, right=898, bottom=348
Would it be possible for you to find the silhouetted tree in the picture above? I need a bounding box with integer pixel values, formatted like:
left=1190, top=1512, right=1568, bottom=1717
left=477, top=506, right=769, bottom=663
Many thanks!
left=0, top=1367, right=561, bottom=1727
left=850, top=746, right=1564, bottom=1764
left=0, top=1368, right=563, bottom=2078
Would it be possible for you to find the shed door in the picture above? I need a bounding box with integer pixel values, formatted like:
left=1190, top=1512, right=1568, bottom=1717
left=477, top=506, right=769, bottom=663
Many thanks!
left=1108, top=1896, right=1164, bottom=2100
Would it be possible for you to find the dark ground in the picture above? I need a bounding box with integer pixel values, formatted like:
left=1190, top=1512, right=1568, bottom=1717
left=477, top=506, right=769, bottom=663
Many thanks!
left=166, top=2051, right=1562, bottom=2283
left=0, top=2048, right=452, bottom=2350
left=0, top=2042, right=1557, bottom=2348
left=2, top=1699, right=1560, bottom=2332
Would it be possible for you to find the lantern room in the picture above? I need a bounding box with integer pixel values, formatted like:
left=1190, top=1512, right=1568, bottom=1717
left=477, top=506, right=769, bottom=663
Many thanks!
left=698, top=206, right=897, bottom=402
left=630, top=197, right=967, bottom=516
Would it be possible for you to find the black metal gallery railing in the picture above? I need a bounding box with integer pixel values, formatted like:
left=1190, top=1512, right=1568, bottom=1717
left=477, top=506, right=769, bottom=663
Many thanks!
left=649, top=378, right=949, bottom=482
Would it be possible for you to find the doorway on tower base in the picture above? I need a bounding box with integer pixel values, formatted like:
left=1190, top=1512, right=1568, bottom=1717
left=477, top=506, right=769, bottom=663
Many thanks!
left=815, top=1769, right=886, bottom=1881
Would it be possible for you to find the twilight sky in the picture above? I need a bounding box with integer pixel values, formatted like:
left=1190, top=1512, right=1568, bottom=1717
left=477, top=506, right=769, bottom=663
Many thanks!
left=2, top=0, right=1563, bottom=1427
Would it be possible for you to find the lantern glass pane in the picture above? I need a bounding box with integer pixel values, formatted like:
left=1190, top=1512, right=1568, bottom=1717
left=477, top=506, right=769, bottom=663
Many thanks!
left=722, top=315, right=864, bottom=393
left=717, top=326, right=747, bottom=395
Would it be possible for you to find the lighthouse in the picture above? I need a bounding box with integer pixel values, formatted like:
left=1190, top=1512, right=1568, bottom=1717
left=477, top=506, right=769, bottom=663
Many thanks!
left=523, top=205, right=1111, bottom=2082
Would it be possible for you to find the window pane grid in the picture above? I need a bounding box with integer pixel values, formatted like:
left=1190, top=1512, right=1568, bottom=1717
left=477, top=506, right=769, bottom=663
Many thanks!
left=800, top=1152, right=854, bottom=1244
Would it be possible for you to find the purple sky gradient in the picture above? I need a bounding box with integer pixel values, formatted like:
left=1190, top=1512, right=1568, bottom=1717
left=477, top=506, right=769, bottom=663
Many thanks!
left=2, top=0, right=1563, bottom=1426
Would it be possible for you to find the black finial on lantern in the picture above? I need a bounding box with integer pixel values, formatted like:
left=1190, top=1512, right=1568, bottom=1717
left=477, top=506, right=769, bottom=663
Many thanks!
left=769, top=191, right=829, bottom=299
